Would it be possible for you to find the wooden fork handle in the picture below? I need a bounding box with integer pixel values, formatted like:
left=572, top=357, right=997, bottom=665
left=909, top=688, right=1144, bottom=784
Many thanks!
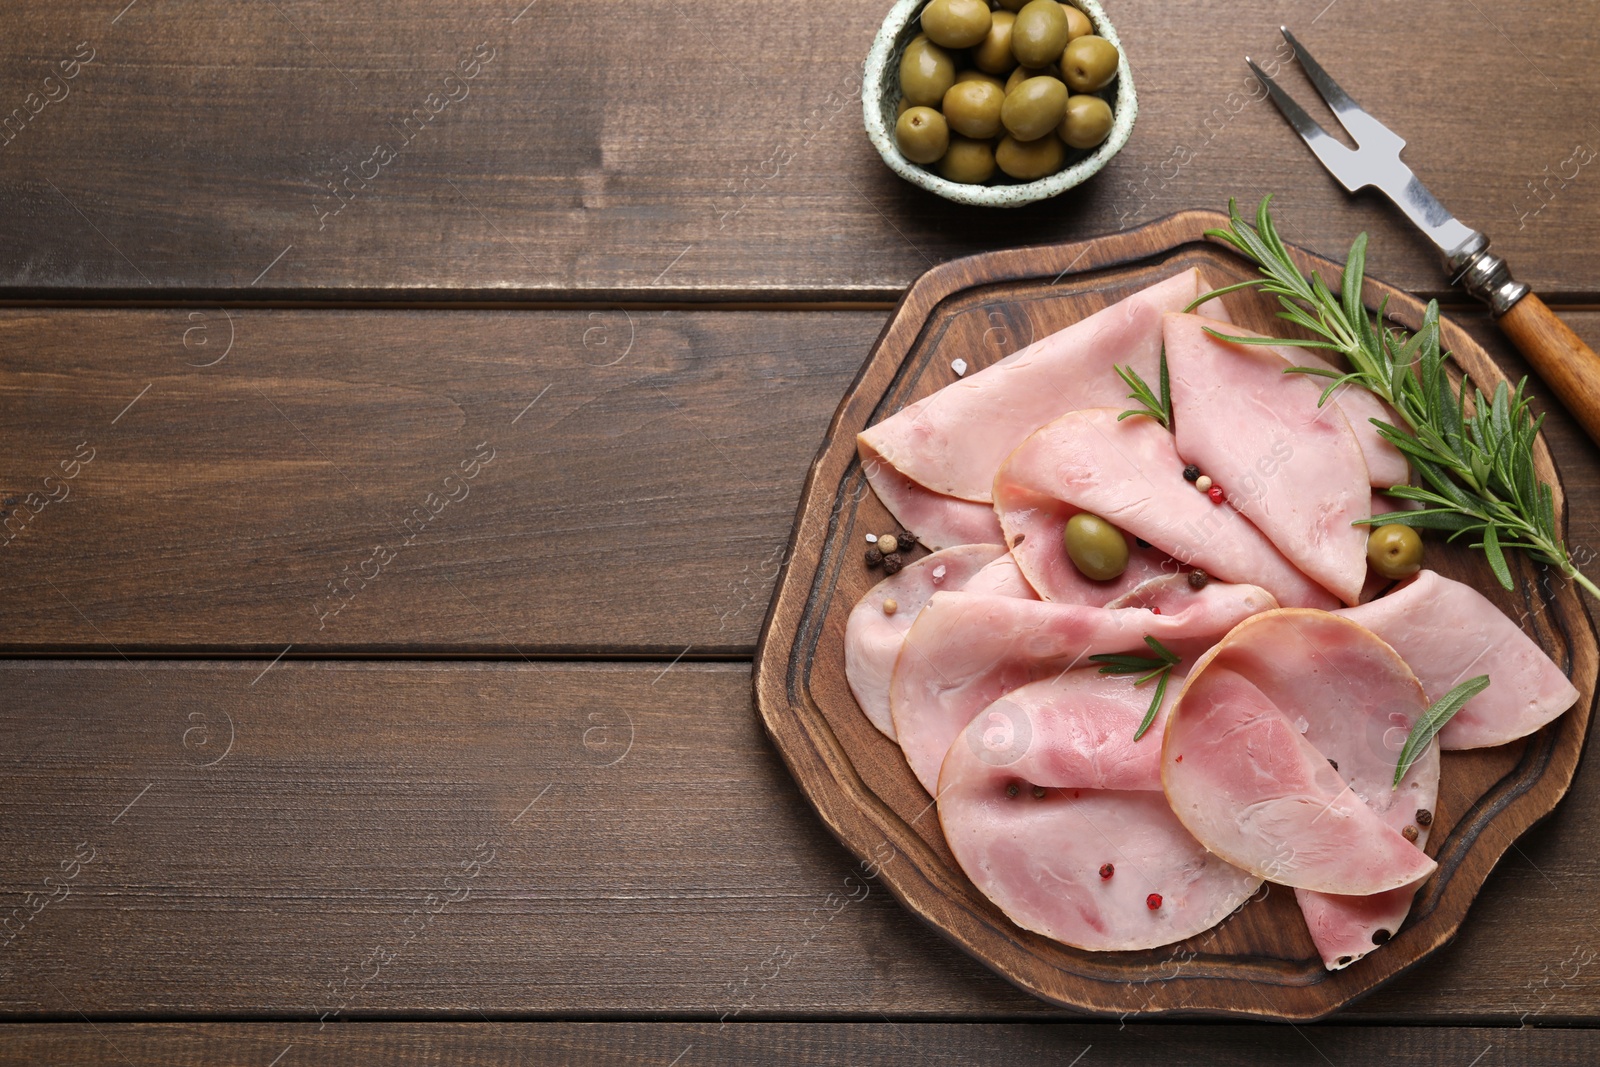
left=1498, top=293, right=1600, bottom=446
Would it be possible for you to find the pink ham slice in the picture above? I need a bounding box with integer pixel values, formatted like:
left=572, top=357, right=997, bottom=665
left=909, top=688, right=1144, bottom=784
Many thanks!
left=939, top=670, right=1261, bottom=951
left=1163, top=313, right=1371, bottom=605
left=859, top=269, right=1225, bottom=507
left=890, top=578, right=1277, bottom=794
left=1338, top=569, right=1580, bottom=749
left=858, top=440, right=1005, bottom=549
left=1163, top=610, right=1438, bottom=896
left=1283, top=346, right=1410, bottom=488
left=992, top=407, right=1339, bottom=609
left=961, top=552, right=1040, bottom=599
left=845, top=544, right=1008, bottom=738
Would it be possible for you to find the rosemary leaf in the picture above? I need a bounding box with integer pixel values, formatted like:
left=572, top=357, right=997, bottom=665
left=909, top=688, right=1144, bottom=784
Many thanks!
left=1393, top=675, right=1492, bottom=787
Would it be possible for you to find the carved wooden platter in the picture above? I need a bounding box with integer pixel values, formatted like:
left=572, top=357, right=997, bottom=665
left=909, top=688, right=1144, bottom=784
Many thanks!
left=752, top=210, right=1598, bottom=1020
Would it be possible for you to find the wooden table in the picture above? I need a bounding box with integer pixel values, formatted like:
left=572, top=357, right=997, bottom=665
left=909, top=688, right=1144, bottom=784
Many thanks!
left=2, top=1, right=1598, bottom=1061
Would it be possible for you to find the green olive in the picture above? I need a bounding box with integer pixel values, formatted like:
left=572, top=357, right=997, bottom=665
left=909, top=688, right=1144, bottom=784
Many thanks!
left=1005, top=65, right=1049, bottom=95
left=1061, top=34, right=1120, bottom=92
left=1012, top=0, right=1071, bottom=68
left=895, top=106, right=950, bottom=164
left=1059, top=93, right=1113, bottom=148
left=1001, top=76, right=1068, bottom=141
left=955, top=69, right=1005, bottom=89
left=921, top=0, right=992, bottom=49
left=1060, top=3, right=1093, bottom=41
left=1064, top=512, right=1129, bottom=581
left=1367, top=523, right=1424, bottom=579
left=900, top=36, right=957, bottom=108
left=973, top=10, right=1019, bottom=75
left=943, top=80, right=1005, bottom=139
left=938, top=135, right=997, bottom=184
left=996, top=133, right=1066, bottom=179
left=897, top=96, right=913, bottom=117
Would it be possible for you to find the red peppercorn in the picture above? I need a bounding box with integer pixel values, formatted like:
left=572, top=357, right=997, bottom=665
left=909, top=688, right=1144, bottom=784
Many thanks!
left=1150, top=606, right=1162, bottom=615
left=1099, top=863, right=1114, bottom=879
left=1207, top=485, right=1224, bottom=504
left=1146, top=893, right=1162, bottom=910
left=1174, top=755, right=1183, bottom=763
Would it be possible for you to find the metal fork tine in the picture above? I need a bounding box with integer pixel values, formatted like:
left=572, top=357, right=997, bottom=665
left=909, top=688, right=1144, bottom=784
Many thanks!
left=1245, top=57, right=1360, bottom=192
left=1278, top=26, right=1405, bottom=152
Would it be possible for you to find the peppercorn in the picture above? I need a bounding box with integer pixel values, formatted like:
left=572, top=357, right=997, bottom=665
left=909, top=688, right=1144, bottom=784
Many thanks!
left=865, top=547, right=884, bottom=567
left=1402, top=824, right=1419, bottom=843
left=1207, top=485, right=1225, bottom=504
left=1187, top=568, right=1209, bottom=590
left=1031, top=785, right=1046, bottom=799
left=1371, top=929, right=1391, bottom=945
left=1182, top=464, right=1200, bottom=482
left=877, top=534, right=899, bottom=555
left=1134, top=537, right=1151, bottom=549
left=1005, top=782, right=1019, bottom=798
left=898, top=531, right=918, bottom=548
left=1328, top=758, right=1338, bottom=771
left=1415, top=808, right=1433, bottom=827
left=1195, top=474, right=1213, bottom=492
left=882, top=552, right=903, bottom=575
left=1150, top=606, right=1161, bottom=615
left=882, top=598, right=898, bottom=616
left=1146, top=893, right=1162, bottom=910
left=1099, top=863, right=1114, bottom=879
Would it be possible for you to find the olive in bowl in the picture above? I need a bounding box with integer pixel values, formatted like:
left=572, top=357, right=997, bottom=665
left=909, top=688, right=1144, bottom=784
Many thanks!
left=865, top=0, right=1136, bottom=207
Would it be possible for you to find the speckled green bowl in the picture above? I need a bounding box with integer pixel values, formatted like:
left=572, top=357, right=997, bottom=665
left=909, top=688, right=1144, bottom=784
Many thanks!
left=863, top=0, right=1137, bottom=207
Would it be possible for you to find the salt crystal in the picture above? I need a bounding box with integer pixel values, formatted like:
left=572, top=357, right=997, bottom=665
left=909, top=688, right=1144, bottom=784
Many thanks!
left=951, top=358, right=969, bottom=376
left=865, top=533, right=878, bottom=543
left=932, top=565, right=947, bottom=581
left=1295, top=716, right=1309, bottom=733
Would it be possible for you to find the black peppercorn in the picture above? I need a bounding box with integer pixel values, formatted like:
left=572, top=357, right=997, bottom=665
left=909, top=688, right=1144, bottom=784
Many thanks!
left=865, top=547, right=884, bottom=567
left=1415, top=808, right=1433, bottom=827
left=1134, top=537, right=1151, bottom=549
left=1188, top=568, right=1209, bottom=590
left=881, top=552, right=903, bottom=575
left=1182, top=464, right=1201, bottom=482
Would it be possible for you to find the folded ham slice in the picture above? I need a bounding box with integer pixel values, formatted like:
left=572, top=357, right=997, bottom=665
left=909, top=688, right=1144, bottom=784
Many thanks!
left=961, top=551, right=1040, bottom=599
left=859, top=269, right=1224, bottom=510
left=1163, top=610, right=1438, bottom=896
left=1338, top=569, right=1580, bottom=749
left=1281, top=346, right=1411, bottom=488
left=992, top=407, right=1339, bottom=609
left=858, top=440, right=1005, bottom=550
left=891, top=578, right=1277, bottom=794
left=939, top=670, right=1262, bottom=951
left=845, top=544, right=1008, bottom=738
left=1163, top=313, right=1371, bottom=605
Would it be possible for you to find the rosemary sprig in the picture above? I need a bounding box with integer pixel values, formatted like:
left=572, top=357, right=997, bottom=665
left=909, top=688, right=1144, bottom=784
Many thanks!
left=1200, top=195, right=1598, bottom=600
left=1392, top=675, right=1491, bottom=788
left=1089, top=635, right=1181, bottom=740
left=1116, top=346, right=1171, bottom=428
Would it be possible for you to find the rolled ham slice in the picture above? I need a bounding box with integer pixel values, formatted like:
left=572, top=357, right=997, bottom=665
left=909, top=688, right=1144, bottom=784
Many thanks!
left=845, top=544, right=1008, bottom=738
left=891, top=578, right=1277, bottom=794
left=858, top=440, right=1005, bottom=550
left=1338, top=569, right=1581, bottom=749
left=859, top=269, right=1225, bottom=507
left=939, top=670, right=1261, bottom=951
left=1163, top=313, right=1371, bottom=605
left=993, top=407, right=1339, bottom=610
left=1162, top=610, right=1438, bottom=896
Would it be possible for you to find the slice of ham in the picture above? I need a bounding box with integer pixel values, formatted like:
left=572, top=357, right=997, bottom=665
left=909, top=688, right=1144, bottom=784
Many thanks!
left=1200, top=609, right=1441, bottom=968
left=858, top=269, right=1225, bottom=506
left=859, top=440, right=1005, bottom=550
left=961, top=552, right=1040, bottom=599
left=891, top=579, right=1277, bottom=794
left=845, top=544, right=1008, bottom=738
left=992, top=407, right=1339, bottom=609
left=1163, top=610, right=1437, bottom=896
left=939, top=670, right=1261, bottom=951
left=1163, top=313, right=1371, bottom=605
left=1338, top=569, right=1581, bottom=749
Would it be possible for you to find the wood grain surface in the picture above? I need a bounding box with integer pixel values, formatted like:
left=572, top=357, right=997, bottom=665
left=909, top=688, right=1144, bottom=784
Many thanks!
left=3, top=659, right=1600, bottom=1023
left=1, top=1022, right=1598, bottom=1065
left=0, top=0, right=1597, bottom=301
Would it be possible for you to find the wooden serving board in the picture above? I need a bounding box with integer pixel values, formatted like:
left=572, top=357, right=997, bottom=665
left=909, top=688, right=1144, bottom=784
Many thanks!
left=752, top=210, right=1599, bottom=1021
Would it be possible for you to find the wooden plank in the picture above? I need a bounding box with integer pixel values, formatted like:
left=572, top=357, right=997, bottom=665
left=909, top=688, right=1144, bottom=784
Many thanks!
left=1, top=0, right=1597, bottom=301
left=0, top=1022, right=1596, bottom=1065
left=3, top=659, right=1600, bottom=1022
left=3, top=308, right=1599, bottom=655
left=0, top=308, right=875, bottom=653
